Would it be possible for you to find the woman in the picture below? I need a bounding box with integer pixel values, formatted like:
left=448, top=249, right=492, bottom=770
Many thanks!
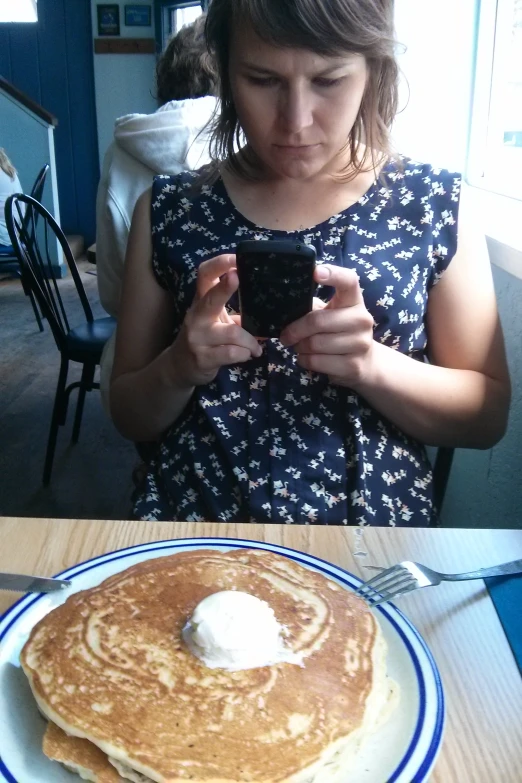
left=0, top=149, right=23, bottom=255
left=111, top=0, right=511, bottom=525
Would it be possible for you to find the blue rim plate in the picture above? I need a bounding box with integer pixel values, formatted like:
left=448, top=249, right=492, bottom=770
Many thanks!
left=0, top=537, right=444, bottom=783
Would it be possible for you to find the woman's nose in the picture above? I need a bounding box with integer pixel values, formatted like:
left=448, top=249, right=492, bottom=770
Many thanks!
left=278, top=85, right=314, bottom=134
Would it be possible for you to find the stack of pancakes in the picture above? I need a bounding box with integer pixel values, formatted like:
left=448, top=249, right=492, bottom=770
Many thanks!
left=21, top=548, right=397, bottom=782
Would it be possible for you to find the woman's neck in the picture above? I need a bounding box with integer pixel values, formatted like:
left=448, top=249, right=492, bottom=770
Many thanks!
left=220, top=147, right=386, bottom=232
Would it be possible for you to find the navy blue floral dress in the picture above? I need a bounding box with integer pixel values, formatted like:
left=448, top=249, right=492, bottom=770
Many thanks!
left=133, top=156, right=461, bottom=525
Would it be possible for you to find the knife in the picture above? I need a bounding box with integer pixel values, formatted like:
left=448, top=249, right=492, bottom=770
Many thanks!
left=0, top=573, right=72, bottom=593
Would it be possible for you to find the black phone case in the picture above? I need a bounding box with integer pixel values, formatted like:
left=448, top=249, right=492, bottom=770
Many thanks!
left=236, top=240, right=317, bottom=338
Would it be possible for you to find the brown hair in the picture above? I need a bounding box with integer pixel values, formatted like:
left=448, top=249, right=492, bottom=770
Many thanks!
left=156, top=14, right=219, bottom=104
left=205, top=0, right=399, bottom=181
left=0, top=148, right=17, bottom=180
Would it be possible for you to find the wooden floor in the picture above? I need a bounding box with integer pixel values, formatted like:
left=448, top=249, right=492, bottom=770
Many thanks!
left=0, top=262, right=136, bottom=520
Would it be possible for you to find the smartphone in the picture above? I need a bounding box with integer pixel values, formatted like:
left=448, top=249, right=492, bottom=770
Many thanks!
left=236, top=240, right=317, bottom=338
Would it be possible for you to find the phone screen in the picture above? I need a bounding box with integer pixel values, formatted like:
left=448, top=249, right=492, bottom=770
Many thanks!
left=236, top=240, right=317, bottom=338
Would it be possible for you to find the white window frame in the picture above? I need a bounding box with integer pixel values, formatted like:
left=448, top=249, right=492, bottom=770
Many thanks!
left=160, top=2, right=202, bottom=50
left=467, top=0, right=522, bottom=202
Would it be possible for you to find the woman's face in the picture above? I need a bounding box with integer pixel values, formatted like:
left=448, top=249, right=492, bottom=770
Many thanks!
left=229, top=24, right=368, bottom=181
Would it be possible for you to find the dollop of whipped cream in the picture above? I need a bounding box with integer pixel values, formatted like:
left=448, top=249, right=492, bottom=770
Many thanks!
left=182, top=590, right=303, bottom=671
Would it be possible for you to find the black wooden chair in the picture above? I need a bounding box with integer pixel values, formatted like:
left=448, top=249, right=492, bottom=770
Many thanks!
left=433, top=446, right=455, bottom=518
left=5, top=193, right=116, bottom=485
left=0, top=163, right=49, bottom=332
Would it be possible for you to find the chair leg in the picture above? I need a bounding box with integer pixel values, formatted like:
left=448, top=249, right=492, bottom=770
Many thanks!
left=43, top=357, right=69, bottom=485
left=72, top=363, right=95, bottom=444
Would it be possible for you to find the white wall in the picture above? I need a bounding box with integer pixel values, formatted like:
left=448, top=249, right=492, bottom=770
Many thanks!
left=90, top=0, right=158, bottom=167
left=393, top=0, right=479, bottom=172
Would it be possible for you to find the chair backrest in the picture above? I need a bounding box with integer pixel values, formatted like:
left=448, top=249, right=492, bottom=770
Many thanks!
left=23, top=164, right=49, bottom=239
left=30, top=163, right=49, bottom=204
left=0, top=164, right=50, bottom=263
left=5, top=193, right=94, bottom=353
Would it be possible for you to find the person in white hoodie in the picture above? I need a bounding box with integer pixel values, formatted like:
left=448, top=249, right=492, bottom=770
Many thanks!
left=96, top=15, right=218, bottom=412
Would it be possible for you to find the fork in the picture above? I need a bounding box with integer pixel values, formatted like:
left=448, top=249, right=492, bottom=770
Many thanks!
left=355, top=558, right=522, bottom=607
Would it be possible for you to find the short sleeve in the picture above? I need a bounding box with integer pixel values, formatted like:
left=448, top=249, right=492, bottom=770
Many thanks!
left=427, top=167, right=462, bottom=290
left=150, top=173, right=182, bottom=292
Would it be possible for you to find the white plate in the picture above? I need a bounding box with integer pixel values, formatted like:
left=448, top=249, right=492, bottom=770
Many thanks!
left=0, top=537, right=444, bottom=783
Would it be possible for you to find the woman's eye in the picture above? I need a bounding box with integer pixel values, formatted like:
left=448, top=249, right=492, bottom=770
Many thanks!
left=247, top=76, right=278, bottom=87
left=314, top=77, right=343, bottom=88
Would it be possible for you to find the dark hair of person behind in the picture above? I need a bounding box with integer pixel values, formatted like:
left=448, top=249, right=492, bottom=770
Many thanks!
left=156, top=14, right=219, bottom=104
left=205, top=0, right=400, bottom=182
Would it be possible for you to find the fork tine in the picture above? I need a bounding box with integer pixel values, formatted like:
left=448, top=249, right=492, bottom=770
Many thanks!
left=369, top=582, right=420, bottom=607
left=359, top=572, right=413, bottom=594
left=356, top=559, right=418, bottom=606
left=354, top=565, right=400, bottom=594
left=374, top=573, right=416, bottom=594
left=356, top=568, right=413, bottom=597
left=359, top=576, right=417, bottom=605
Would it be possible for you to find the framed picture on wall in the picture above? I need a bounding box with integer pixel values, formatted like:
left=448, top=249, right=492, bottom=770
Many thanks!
left=125, top=4, right=152, bottom=26
left=97, top=4, right=120, bottom=36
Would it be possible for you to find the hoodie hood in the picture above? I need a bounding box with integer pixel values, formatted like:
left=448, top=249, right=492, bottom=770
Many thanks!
left=113, top=96, right=217, bottom=174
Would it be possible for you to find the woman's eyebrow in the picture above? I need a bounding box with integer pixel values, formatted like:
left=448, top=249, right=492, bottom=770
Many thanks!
left=239, top=63, right=280, bottom=75
left=238, top=61, right=354, bottom=76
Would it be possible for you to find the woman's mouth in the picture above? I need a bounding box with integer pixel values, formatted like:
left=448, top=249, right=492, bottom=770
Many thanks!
left=274, top=144, right=320, bottom=153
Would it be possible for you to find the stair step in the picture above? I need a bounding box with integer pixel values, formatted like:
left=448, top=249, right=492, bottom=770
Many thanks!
left=87, top=243, right=97, bottom=264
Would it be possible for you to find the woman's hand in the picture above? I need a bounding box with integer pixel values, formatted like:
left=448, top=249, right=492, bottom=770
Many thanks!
left=169, top=254, right=262, bottom=387
left=280, top=265, right=375, bottom=388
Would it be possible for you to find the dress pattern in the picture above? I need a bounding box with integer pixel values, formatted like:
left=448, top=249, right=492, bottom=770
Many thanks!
left=134, top=156, right=461, bottom=525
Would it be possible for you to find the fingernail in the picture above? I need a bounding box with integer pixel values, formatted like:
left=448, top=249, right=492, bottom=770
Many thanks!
left=316, top=265, right=329, bottom=280
left=255, top=343, right=263, bottom=357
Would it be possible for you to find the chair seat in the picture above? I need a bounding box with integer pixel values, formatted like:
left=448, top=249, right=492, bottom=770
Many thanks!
left=0, top=260, right=20, bottom=274
left=65, top=316, right=116, bottom=363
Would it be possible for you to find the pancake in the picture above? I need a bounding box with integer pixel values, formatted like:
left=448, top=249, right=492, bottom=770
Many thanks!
left=42, top=720, right=125, bottom=781
left=21, top=549, right=397, bottom=782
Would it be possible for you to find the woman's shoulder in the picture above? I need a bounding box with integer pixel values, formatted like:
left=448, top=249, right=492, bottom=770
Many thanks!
left=151, top=165, right=223, bottom=206
left=0, top=169, right=22, bottom=196
left=152, top=169, right=197, bottom=198
left=386, top=154, right=462, bottom=194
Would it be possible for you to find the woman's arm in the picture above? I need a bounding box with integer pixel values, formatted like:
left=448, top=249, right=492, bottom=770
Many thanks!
left=110, top=189, right=261, bottom=442
left=110, top=189, right=193, bottom=441
left=282, top=184, right=511, bottom=449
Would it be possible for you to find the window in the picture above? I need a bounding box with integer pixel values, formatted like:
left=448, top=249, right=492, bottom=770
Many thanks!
left=468, top=0, right=522, bottom=201
left=0, top=0, right=37, bottom=23
left=160, top=2, right=202, bottom=50
left=170, top=4, right=201, bottom=34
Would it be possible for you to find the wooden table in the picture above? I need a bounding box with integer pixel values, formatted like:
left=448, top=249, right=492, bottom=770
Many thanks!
left=0, top=518, right=521, bottom=783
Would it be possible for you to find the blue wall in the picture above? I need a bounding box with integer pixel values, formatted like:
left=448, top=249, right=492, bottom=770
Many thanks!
left=0, top=0, right=99, bottom=244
